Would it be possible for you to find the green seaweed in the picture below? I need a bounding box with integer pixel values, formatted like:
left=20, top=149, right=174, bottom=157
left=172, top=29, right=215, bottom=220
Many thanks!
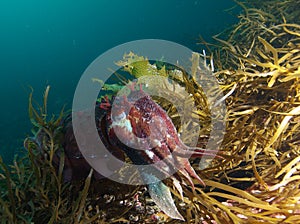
left=1, top=1, right=300, bottom=223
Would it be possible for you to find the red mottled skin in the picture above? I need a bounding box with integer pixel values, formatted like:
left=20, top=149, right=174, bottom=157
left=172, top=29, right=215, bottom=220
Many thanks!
left=99, top=83, right=219, bottom=188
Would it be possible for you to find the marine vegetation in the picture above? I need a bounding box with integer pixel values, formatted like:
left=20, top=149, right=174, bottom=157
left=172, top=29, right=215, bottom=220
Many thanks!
left=1, top=0, right=300, bottom=223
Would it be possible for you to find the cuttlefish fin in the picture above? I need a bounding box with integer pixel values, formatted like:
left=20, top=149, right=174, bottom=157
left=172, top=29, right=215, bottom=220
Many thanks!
left=142, top=173, right=184, bottom=221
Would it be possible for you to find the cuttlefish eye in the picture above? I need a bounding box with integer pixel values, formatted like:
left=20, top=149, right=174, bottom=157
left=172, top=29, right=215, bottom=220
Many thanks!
left=112, top=111, right=126, bottom=122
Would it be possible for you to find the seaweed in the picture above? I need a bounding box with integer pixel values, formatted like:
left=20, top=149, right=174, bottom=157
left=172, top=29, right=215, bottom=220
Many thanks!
left=1, top=0, right=300, bottom=223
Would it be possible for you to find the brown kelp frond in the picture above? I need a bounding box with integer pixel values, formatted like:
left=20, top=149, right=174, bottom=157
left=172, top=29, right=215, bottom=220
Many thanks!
left=28, top=85, right=65, bottom=131
left=194, top=0, right=300, bottom=222
left=0, top=157, right=17, bottom=223
left=1, top=86, right=157, bottom=223
left=1, top=0, right=300, bottom=222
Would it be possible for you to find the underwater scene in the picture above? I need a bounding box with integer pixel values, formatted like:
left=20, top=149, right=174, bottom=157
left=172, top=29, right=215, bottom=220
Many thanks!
left=1, top=0, right=300, bottom=223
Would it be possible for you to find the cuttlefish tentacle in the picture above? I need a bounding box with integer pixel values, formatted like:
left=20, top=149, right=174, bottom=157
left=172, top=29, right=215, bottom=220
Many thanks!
left=104, top=85, right=220, bottom=189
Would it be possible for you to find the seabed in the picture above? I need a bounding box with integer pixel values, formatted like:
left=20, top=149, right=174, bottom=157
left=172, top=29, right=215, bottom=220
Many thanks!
left=1, top=1, right=300, bottom=223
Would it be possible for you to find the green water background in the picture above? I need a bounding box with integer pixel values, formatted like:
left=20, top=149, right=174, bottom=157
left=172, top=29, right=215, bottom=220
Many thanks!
left=0, top=0, right=239, bottom=163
